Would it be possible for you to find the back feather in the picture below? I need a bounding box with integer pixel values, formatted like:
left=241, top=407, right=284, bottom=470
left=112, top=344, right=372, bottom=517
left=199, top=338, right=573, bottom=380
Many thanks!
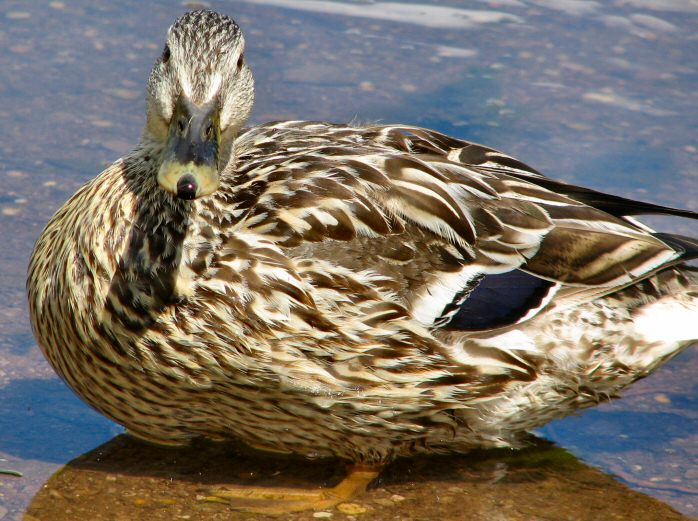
left=234, top=122, right=696, bottom=331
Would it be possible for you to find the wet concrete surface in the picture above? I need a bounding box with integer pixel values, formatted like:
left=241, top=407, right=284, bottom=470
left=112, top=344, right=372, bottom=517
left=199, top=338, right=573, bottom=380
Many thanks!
left=24, top=435, right=692, bottom=521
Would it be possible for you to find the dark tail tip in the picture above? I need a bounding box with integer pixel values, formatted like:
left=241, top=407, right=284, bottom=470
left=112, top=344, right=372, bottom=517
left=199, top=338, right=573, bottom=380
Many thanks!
left=654, top=232, right=698, bottom=261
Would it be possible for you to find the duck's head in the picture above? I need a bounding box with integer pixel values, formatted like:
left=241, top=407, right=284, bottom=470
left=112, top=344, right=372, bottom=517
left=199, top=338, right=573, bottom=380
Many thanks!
left=145, top=10, right=253, bottom=200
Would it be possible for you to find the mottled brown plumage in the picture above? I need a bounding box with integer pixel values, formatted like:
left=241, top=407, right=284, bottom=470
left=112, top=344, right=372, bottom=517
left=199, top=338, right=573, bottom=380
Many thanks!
left=28, top=8, right=698, bottom=478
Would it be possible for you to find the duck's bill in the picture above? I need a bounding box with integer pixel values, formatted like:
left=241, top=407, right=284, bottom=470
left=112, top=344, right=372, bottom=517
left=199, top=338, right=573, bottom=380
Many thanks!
left=157, top=96, right=220, bottom=200
left=158, top=160, right=219, bottom=200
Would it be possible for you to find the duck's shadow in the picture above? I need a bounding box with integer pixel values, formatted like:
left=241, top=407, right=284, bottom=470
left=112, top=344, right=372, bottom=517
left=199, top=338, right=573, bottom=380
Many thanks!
left=24, top=434, right=690, bottom=521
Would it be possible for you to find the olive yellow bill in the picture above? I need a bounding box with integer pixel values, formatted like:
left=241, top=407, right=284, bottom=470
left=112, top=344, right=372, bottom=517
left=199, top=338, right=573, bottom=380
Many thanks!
left=157, top=95, right=220, bottom=200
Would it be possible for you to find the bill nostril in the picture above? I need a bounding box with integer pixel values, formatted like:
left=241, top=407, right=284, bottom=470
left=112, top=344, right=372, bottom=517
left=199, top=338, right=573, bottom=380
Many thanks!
left=176, top=174, right=198, bottom=200
left=177, top=116, right=187, bottom=134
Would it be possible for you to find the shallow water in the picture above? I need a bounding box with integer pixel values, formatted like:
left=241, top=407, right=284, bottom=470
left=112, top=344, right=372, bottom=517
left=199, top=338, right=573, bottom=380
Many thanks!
left=1, top=0, right=697, bottom=519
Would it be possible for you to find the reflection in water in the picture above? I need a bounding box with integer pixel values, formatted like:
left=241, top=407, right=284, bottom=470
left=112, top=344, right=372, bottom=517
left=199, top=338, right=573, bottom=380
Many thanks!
left=239, top=0, right=524, bottom=29
left=24, top=434, right=692, bottom=521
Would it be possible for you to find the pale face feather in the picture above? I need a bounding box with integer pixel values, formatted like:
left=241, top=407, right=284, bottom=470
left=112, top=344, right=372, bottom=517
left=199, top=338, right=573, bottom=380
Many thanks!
left=144, top=10, right=254, bottom=169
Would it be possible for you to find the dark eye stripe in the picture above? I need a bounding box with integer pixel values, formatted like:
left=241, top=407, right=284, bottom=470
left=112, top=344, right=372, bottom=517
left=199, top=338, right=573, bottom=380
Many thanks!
left=162, top=44, right=171, bottom=64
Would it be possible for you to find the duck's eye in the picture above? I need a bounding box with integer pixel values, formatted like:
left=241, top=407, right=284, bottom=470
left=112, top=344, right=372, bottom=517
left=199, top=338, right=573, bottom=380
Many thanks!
left=162, top=44, right=171, bottom=64
left=236, top=53, right=244, bottom=71
left=205, top=123, right=214, bottom=139
left=177, top=117, right=186, bottom=133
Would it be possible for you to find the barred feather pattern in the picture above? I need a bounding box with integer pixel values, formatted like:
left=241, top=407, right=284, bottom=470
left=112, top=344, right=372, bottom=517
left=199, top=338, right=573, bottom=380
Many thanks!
left=28, top=120, right=698, bottom=464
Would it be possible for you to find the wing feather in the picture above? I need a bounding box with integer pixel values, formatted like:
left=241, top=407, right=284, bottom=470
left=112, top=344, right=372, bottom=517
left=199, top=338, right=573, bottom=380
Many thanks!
left=231, top=122, right=692, bottom=329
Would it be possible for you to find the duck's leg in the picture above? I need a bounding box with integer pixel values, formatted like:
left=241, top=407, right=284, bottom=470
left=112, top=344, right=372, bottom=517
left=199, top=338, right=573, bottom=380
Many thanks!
left=200, top=464, right=381, bottom=514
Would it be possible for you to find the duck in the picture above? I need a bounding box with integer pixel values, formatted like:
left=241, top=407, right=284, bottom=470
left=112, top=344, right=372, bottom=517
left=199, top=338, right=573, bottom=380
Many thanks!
left=27, top=9, right=698, bottom=513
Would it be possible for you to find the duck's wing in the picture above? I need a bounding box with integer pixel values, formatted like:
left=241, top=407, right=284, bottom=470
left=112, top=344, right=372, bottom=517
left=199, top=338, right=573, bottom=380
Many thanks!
left=231, top=122, right=697, bottom=331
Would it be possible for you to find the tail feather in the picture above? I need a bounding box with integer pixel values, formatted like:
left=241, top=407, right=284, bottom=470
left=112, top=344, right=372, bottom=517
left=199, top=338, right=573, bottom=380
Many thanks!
left=653, top=233, right=698, bottom=261
left=505, top=173, right=698, bottom=221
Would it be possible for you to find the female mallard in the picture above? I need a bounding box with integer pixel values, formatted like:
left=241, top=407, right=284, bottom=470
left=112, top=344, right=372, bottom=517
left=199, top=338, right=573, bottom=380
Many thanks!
left=28, top=9, right=698, bottom=513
